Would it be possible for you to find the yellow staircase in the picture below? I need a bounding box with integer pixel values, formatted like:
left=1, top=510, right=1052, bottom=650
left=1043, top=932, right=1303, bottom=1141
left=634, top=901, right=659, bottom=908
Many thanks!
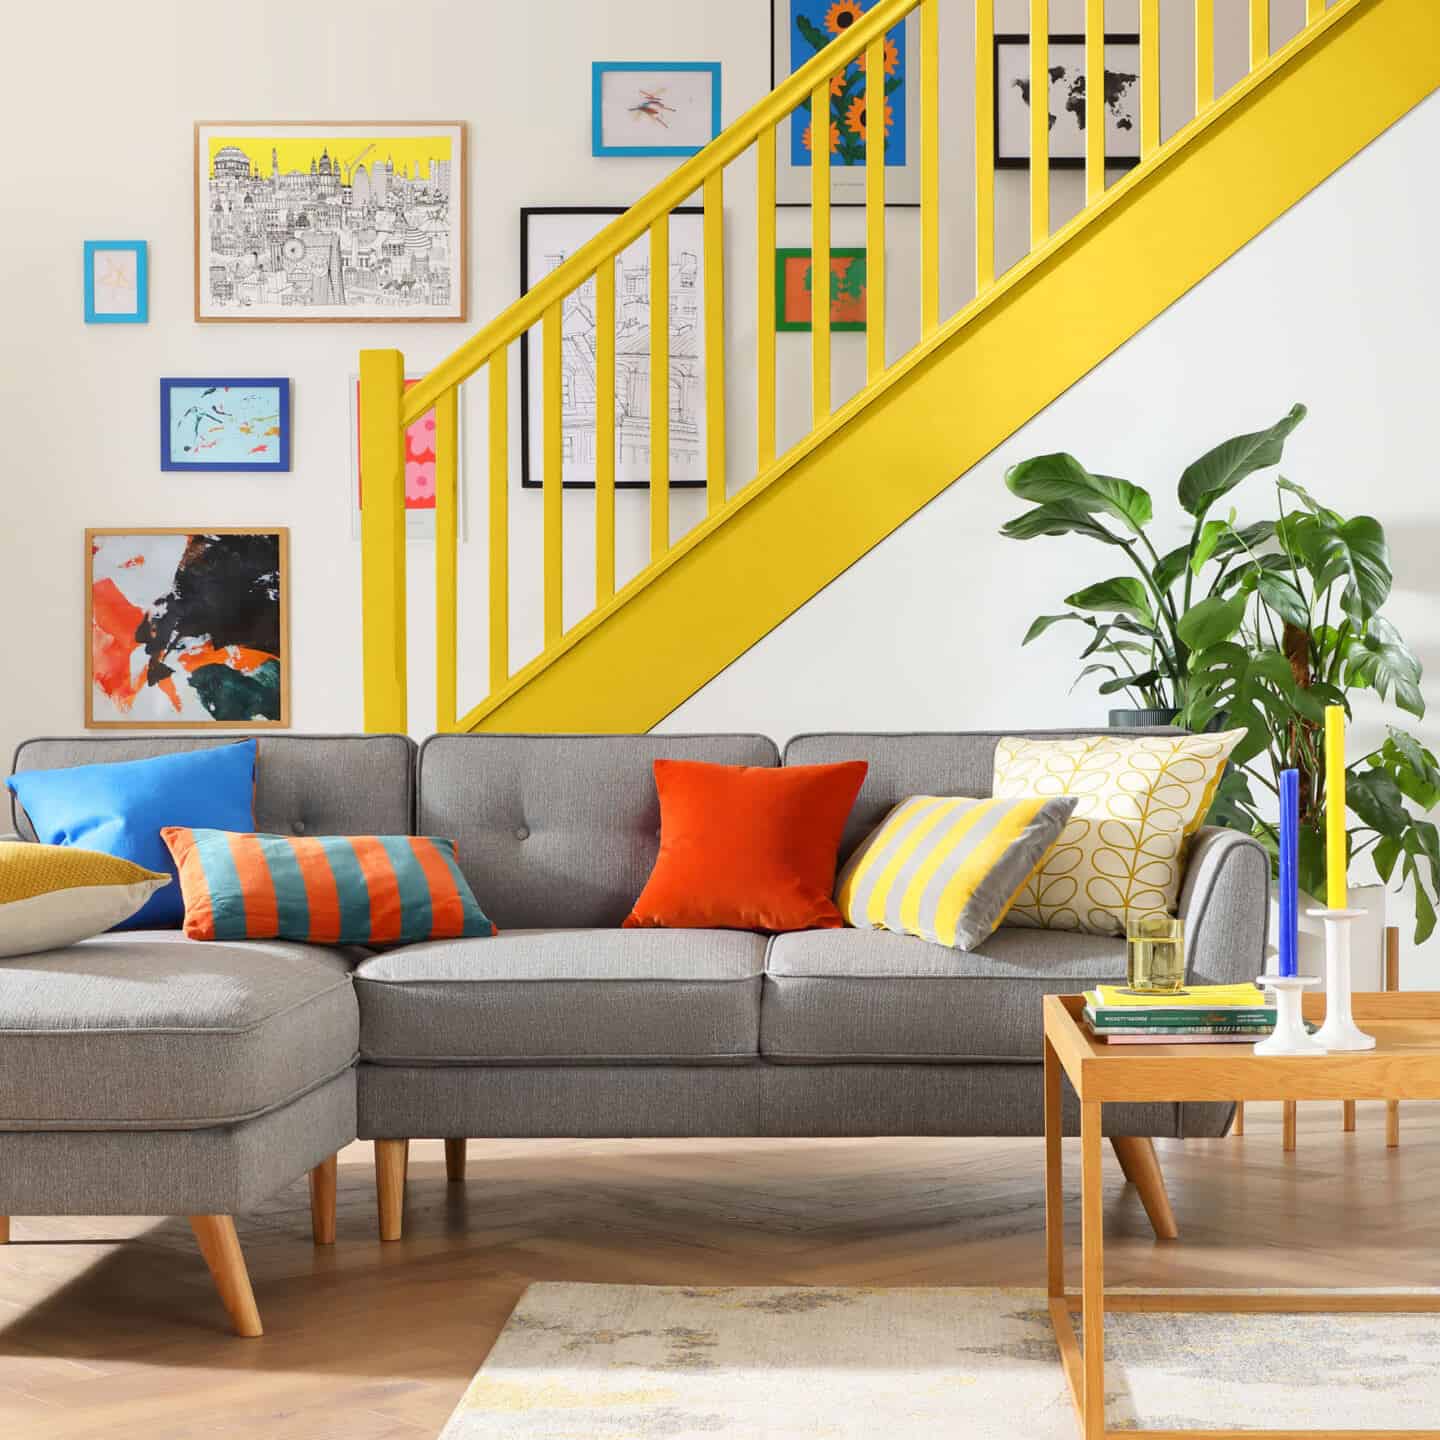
left=359, top=0, right=1439, bottom=735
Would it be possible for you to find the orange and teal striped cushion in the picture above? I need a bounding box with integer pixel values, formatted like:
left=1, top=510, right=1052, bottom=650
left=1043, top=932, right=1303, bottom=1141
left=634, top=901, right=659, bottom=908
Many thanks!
left=161, top=828, right=495, bottom=944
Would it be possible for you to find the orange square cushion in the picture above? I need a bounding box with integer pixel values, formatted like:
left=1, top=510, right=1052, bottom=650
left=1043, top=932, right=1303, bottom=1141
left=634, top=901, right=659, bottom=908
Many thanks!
left=623, top=759, right=868, bottom=933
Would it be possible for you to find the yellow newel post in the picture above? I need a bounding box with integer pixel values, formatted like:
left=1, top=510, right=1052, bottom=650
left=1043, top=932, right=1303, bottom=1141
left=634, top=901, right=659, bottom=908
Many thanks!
left=359, top=348, right=408, bottom=734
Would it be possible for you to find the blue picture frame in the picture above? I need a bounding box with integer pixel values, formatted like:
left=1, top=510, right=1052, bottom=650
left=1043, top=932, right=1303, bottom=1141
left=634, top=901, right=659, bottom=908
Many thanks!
left=592, top=61, right=722, bottom=157
left=160, top=378, right=292, bottom=473
left=84, top=240, right=148, bottom=324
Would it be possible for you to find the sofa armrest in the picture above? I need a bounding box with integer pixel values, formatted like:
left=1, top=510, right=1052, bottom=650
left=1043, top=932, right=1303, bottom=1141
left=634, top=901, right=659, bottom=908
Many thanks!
left=1177, top=826, right=1271, bottom=987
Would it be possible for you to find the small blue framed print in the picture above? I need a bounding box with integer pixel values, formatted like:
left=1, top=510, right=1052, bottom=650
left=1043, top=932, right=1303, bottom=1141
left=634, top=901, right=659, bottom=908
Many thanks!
left=592, top=62, right=722, bottom=157
left=160, top=378, right=291, bottom=473
left=84, top=241, right=148, bottom=323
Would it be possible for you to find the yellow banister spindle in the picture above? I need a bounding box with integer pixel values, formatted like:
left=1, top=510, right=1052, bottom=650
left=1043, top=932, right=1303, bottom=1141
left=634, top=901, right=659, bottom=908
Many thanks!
left=865, top=35, right=886, bottom=381
left=757, top=125, right=777, bottom=470
left=1085, top=0, right=1104, bottom=204
left=920, top=0, right=939, bottom=335
left=1250, top=0, right=1269, bottom=71
left=542, top=301, right=564, bottom=647
left=811, top=78, right=831, bottom=425
left=703, top=171, right=726, bottom=512
left=595, top=259, right=616, bottom=606
left=1307, top=0, right=1324, bottom=22
left=1196, top=0, right=1214, bottom=112
left=1140, top=0, right=1160, bottom=158
left=1029, top=0, right=1049, bottom=250
left=359, top=348, right=407, bottom=734
left=974, top=0, right=995, bottom=296
left=650, top=214, right=670, bottom=561
left=434, top=384, right=458, bottom=732
left=488, top=349, right=509, bottom=692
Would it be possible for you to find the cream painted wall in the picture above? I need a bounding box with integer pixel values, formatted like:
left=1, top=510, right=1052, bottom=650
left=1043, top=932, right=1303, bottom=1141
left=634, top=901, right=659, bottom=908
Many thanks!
left=664, top=92, right=1440, bottom=970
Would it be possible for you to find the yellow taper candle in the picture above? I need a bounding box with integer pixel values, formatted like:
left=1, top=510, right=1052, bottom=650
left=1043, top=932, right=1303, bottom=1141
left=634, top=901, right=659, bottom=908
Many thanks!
left=1325, top=704, right=1347, bottom=908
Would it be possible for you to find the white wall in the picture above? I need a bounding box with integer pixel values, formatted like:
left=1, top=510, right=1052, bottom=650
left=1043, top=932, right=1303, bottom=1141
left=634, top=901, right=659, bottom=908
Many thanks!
left=664, top=92, right=1440, bottom=971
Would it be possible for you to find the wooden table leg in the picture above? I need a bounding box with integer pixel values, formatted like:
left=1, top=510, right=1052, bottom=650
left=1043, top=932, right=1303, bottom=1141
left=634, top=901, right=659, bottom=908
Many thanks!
left=189, top=1215, right=263, bottom=1338
left=1233, top=1100, right=1244, bottom=1136
left=1110, top=1136, right=1178, bottom=1241
left=1283, top=1101, right=1297, bottom=1151
left=1387, top=1100, right=1401, bottom=1148
left=1342, top=1100, right=1356, bottom=1132
left=444, top=1138, right=467, bottom=1184
left=0, top=1216, right=9, bottom=1244
left=1081, top=1101, right=1105, bottom=1440
left=1044, top=1037, right=1063, bottom=1299
left=309, top=1154, right=337, bottom=1245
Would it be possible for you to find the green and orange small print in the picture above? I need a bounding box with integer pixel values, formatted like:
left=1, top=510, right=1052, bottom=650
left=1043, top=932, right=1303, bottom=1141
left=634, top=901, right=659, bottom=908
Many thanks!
left=162, top=828, right=495, bottom=945
left=776, top=247, right=868, bottom=332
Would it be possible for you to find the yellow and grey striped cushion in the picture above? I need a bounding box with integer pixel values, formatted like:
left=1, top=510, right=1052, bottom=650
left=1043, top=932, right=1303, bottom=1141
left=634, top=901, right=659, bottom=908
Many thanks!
left=835, top=795, right=1078, bottom=951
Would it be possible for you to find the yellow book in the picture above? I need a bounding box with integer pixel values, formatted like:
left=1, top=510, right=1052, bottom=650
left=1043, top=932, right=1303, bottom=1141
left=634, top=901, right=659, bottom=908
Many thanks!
left=1092, top=983, right=1270, bottom=1011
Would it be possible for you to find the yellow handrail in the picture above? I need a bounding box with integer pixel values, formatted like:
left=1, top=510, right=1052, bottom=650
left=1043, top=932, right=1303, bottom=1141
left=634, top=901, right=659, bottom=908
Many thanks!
left=398, top=0, right=916, bottom=428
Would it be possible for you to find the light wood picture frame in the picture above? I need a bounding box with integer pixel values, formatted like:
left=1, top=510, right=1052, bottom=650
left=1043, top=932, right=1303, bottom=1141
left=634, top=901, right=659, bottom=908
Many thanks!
left=194, top=121, right=466, bottom=322
left=85, top=528, right=291, bottom=730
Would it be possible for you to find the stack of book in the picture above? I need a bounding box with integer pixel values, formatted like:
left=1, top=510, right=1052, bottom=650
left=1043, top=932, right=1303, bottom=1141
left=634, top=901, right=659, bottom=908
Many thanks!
left=1082, top=983, right=1277, bottom=1044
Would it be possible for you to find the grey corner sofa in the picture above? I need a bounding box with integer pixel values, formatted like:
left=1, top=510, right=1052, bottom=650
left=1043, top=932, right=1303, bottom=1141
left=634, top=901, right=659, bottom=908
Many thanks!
left=2, top=728, right=1269, bottom=1335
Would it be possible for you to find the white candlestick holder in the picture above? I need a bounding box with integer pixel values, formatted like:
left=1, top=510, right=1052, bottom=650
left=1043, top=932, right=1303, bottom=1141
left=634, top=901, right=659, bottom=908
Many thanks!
left=1253, top=974, right=1327, bottom=1056
left=1307, top=907, right=1377, bottom=1052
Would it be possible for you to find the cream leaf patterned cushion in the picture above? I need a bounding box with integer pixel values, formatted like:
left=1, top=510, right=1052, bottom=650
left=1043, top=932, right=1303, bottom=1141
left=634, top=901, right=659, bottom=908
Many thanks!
left=991, top=730, right=1245, bottom=937
left=0, top=842, right=170, bottom=958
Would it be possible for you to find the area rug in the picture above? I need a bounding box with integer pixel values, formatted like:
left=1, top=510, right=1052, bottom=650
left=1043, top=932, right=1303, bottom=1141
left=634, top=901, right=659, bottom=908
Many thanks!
left=438, top=1283, right=1439, bottom=1437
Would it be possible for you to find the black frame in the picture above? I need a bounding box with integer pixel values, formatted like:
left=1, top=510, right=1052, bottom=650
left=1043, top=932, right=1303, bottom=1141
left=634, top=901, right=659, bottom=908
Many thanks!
left=519, top=206, right=707, bottom=490
left=768, top=0, right=920, bottom=209
left=993, top=33, right=1142, bottom=172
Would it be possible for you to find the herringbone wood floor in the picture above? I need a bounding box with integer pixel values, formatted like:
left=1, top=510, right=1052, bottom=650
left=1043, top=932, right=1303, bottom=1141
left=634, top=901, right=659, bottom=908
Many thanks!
left=1, top=1101, right=1436, bottom=1439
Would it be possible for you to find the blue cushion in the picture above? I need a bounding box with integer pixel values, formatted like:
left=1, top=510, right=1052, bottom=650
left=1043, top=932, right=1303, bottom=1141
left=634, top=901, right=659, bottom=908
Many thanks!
left=5, top=742, right=257, bottom=929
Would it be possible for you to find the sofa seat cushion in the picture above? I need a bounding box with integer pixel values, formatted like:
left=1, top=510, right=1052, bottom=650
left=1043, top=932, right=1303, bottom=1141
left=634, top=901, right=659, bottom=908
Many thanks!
left=0, top=932, right=358, bottom=1130
left=761, top=926, right=1127, bottom=1063
left=355, top=928, right=766, bottom=1065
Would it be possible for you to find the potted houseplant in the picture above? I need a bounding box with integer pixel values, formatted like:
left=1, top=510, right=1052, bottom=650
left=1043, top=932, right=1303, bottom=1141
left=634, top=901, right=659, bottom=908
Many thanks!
left=1001, top=404, right=1440, bottom=952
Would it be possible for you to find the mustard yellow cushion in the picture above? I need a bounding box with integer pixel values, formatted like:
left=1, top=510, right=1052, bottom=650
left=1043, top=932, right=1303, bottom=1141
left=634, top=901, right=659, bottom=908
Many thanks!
left=991, top=730, right=1244, bottom=937
left=0, top=842, right=171, bottom=957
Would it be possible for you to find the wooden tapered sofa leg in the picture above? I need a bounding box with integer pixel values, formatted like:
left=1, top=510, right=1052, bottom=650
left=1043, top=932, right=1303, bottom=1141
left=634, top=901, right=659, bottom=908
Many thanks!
left=0, top=1216, right=9, bottom=1243
left=309, top=1154, right=337, bottom=1245
left=1110, top=1136, right=1179, bottom=1241
left=189, top=1215, right=263, bottom=1338
left=375, top=1138, right=409, bottom=1241
left=444, top=1139, right=467, bottom=1183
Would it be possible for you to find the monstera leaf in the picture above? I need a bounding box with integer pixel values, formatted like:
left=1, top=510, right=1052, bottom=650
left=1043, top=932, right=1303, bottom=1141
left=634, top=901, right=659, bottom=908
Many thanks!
left=1309, top=516, right=1392, bottom=623
left=1339, top=616, right=1423, bottom=716
left=1178, top=404, right=1307, bottom=520
left=1177, top=594, right=1248, bottom=649
left=1004, top=454, right=1153, bottom=534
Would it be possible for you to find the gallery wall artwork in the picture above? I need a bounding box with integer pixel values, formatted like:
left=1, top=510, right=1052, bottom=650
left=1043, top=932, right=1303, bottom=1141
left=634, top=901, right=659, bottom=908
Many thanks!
left=771, top=0, right=920, bottom=205
left=776, top=247, right=868, bottom=331
left=86, top=529, right=289, bottom=729
left=349, top=375, right=462, bottom=540
left=194, top=122, right=466, bottom=321
left=84, top=241, right=148, bottom=323
left=159, top=379, right=291, bottom=472
left=994, top=35, right=1141, bottom=169
left=592, top=62, right=723, bottom=157
left=520, top=207, right=707, bottom=490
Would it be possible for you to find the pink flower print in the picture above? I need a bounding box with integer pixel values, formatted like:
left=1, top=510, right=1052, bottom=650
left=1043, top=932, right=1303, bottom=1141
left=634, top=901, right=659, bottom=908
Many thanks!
left=405, top=459, right=437, bottom=508
left=406, top=412, right=437, bottom=464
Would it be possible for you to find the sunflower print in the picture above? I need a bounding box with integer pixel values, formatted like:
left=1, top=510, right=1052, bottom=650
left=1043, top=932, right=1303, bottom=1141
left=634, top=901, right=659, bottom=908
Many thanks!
left=843, top=96, right=893, bottom=140
left=824, top=0, right=865, bottom=37
left=856, top=36, right=900, bottom=76
left=803, top=119, right=842, bottom=154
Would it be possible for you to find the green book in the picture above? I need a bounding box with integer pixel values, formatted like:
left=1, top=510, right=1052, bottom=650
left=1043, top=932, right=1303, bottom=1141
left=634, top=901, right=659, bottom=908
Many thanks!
left=1083, top=990, right=1275, bottom=1027
left=1083, top=1008, right=1277, bottom=1029
left=1086, top=1020, right=1275, bottom=1036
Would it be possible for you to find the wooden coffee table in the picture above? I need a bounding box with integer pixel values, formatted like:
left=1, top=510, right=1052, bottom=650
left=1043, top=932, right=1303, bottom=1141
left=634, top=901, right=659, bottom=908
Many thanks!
left=1043, top=990, right=1440, bottom=1439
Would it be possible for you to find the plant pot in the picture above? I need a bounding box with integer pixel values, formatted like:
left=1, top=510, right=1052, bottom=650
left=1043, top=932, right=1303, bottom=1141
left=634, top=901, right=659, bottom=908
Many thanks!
left=1107, top=708, right=1179, bottom=729
left=1267, top=882, right=1387, bottom=990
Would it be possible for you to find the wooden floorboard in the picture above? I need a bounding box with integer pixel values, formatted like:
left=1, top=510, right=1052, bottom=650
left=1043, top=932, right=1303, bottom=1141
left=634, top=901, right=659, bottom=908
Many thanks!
left=0, top=1101, right=1434, bottom=1437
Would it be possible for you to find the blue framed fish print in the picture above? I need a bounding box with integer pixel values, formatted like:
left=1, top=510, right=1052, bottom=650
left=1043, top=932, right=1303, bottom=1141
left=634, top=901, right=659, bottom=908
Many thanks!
left=160, top=378, right=292, bottom=473
left=84, top=241, right=148, bottom=323
left=592, top=62, right=722, bottom=157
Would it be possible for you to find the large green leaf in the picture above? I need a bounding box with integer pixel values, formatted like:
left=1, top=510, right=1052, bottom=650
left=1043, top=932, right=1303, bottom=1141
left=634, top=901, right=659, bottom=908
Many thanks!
left=1310, top=516, right=1392, bottom=623
left=1177, top=593, right=1248, bottom=648
left=1347, top=768, right=1410, bottom=837
left=1153, top=543, right=1190, bottom=594
left=999, top=501, right=1126, bottom=545
left=1177, top=404, right=1307, bottom=519
left=1343, top=616, right=1423, bottom=716
left=1064, top=577, right=1153, bottom=623
left=1004, top=454, right=1153, bottom=533
left=1022, top=613, right=1086, bottom=645
left=1255, top=570, right=1310, bottom=628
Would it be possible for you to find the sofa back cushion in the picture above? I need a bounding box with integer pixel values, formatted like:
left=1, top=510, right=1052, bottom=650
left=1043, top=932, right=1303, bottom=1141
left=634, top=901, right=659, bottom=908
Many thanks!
left=9, top=735, right=415, bottom=843
left=418, top=734, right=779, bottom=929
left=782, top=730, right=1177, bottom=864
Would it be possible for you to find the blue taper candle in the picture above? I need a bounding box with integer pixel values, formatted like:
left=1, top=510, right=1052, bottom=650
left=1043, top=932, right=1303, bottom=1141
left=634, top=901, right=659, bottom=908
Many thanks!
left=1278, top=768, right=1300, bottom=977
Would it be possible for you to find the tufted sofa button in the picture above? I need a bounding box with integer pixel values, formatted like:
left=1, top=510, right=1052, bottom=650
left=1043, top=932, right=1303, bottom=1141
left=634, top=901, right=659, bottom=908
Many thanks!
left=292, top=820, right=306, bottom=835
left=514, top=826, right=529, bottom=841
